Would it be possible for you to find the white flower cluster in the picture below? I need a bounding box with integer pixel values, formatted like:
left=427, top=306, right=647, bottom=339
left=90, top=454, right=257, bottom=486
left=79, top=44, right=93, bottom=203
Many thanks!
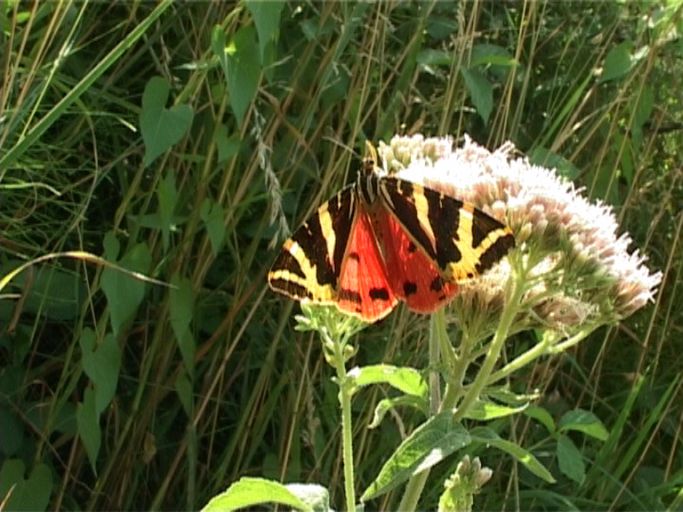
left=377, top=135, right=661, bottom=330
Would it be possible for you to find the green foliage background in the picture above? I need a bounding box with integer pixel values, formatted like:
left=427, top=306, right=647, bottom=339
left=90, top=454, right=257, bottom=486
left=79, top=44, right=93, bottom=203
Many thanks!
left=1, top=1, right=682, bottom=510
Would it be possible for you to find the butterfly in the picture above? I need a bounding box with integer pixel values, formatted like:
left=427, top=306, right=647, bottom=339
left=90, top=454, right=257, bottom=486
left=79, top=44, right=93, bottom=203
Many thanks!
left=268, top=143, right=515, bottom=322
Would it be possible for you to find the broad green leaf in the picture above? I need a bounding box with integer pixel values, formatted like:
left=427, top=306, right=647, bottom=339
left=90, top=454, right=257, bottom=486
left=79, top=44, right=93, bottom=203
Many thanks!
left=524, top=405, right=556, bottom=434
left=427, top=17, right=457, bottom=40
left=200, top=198, right=226, bottom=255
left=80, top=329, right=121, bottom=415
left=214, top=124, right=241, bottom=163
left=201, top=477, right=314, bottom=512
left=369, top=395, right=429, bottom=429
left=471, top=427, right=555, bottom=483
left=140, top=76, right=194, bottom=166
left=464, top=400, right=528, bottom=421
left=461, top=68, right=493, bottom=124
left=14, top=264, right=85, bottom=321
left=470, top=43, right=518, bottom=68
left=557, top=434, right=585, bottom=484
left=224, top=26, right=261, bottom=127
left=103, top=231, right=120, bottom=260
left=348, top=364, right=428, bottom=398
left=245, top=0, right=284, bottom=76
left=631, top=85, right=654, bottom=145
left=77, top=387, right=101, bottom=472
left=633, top=85, right=654, bottom=129
left=0, top=459, right=52, bottom=512
left=170, top=275, right=195, bottom=374
left=599, top=42, right=633, bottom=83
left=417, top=49, right=452, bottom=67
left=362, top=412, right=471, bottom=501
left=101, top=242, right=151, bottom=336
left=558, top=409, right=609, bottom=441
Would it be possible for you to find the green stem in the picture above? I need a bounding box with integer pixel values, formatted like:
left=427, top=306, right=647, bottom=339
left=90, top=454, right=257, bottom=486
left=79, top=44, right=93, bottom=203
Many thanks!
left=329, top=333, right=356, bottom=512
left=454, top=261, right=526, bottom=422
left=487, top=325, right=595, bottom=386
left=397, top=309, right=447, bottom=511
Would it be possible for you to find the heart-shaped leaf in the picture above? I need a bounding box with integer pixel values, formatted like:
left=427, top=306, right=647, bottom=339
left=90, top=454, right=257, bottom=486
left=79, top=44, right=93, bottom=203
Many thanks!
left=140, top=76, right=193, bottom=166
left=77, top=387, right=101, bottom=472
left=0, top=459, right=52, bottom=511
left=80, top=328, right=121, bottom=415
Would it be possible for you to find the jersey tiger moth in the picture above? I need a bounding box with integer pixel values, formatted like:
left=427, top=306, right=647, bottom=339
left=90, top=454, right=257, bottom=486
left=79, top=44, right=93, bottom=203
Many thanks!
left=268, top=143, right=515, bottom=323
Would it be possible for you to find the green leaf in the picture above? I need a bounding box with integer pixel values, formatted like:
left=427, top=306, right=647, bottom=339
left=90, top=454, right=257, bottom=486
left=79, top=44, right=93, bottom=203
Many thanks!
left=427, top=17, right=457, bottom=40
left=0, top=459, right=52, bottom=512
left=368, top=395, right=429, bottom=429
left=524, top=405, right=556, bottom=434
left=170, top=275, right=195, bottom=374
left=101, top=242, right=151, bottom=336
left=348, top=364, right=428, bottom=398
left=140, top=76, right=194, bottom=167
left=599, top=42, right=633, bottom=83
left=417, top=49, right=452, bottom=67
left=464, top=400, right=528, bottom=421
left=103, top=231, right=120, bottom=260
left=201, top=477, right=316, bottom=512
left=214, top=124, right=241, bottom=163
left=631, top=85, right=654, bottom=145
left=245, top=0, right=284, bottom=76
left=362, top=412, right=471, bottom=501
left=80, top=328, right=121, bottom=415
left=557, top=434, right=585, bottom=484
left=470, top=427, right=555, bottom=483
left=77, top=387, right=101, bottom=472
left=558, top=409, right=609, bottom=441
left=470, top=43, right=517, bottom=68
left=200, top=198, right=226, bottom=255
left=8, top=264, right=85, bottom=321
left=223, top=26, right=261, bottom=127
left=460, top=68, right=493, bottom=124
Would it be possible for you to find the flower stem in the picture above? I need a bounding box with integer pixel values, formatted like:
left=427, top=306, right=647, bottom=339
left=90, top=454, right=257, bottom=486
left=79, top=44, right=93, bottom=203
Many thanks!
left=454, top=259, right=526, bottom=422
left=397, top=309, right=446, bottom=511
left=331, top=340, right=356, bottom=512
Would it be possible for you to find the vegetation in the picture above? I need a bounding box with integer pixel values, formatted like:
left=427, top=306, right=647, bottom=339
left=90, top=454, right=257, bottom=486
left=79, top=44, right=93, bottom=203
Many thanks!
left=1, top=1, right=681, bottom=510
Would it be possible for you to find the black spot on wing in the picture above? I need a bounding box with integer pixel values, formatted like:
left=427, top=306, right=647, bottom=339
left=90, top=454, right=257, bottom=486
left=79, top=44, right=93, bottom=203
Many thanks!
left=423, top=186, right=464, bottom=271
left=348, top=251, right=360, bottom=262
left=407, top=241, right=417, bottom=253
left=475, top=233, right=515, bottom=273
left=403, top=281, right=418, bottom=296
left=339, top=287, right=362, bottom=304
left=430, top=276, right=444, bottom=292
left=369, top=287, right=390, bottom=301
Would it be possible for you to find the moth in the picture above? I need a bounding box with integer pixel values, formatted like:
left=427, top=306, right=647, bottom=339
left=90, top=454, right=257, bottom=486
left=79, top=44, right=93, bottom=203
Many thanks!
left=268, top=143, right=515, bottom=322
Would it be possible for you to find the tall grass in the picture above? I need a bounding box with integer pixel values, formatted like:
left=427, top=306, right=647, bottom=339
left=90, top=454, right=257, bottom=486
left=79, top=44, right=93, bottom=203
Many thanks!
left=1, top=1, right=681, bottom=510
